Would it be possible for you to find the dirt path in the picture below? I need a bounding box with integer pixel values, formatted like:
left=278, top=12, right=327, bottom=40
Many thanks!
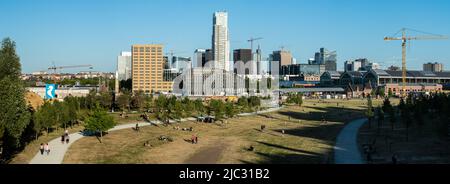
left=184, top=140, right=227, bottom=164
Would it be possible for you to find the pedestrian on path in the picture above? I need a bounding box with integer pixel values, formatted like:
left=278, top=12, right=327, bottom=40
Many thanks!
left=195, top=135, right=198, bottom=144
left=44, top=143, right=50, bottom=155
left=61, top=135, right=65, bottom=144
left=39, top=143, right=44, bottom=155
left=65, top=135, right=70, bottom=144
left=64, top=129, right=68, bottom=136
left=191, top=135, right=195, bottom=144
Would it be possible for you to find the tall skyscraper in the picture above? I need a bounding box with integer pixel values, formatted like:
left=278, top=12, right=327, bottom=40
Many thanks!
left=212, top=11, right=230, bottom=71
left=117, top=51, right=132, bottom=81
left=131, top=44, right=172, bottom=93
left=423, top=62, right=443, bottom=72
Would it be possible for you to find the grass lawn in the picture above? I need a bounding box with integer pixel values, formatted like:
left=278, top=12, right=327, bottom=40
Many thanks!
left=64, top=98, right=387, bottom=164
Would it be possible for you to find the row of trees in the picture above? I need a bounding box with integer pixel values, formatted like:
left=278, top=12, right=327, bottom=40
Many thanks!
left=368, top=93, right=450, bottom=141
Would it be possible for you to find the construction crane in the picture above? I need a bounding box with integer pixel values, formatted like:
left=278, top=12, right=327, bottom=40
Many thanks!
left=247, top=37, right=263, bottom=53
left=384, top=28, right=447, bottom=97
left=47, top=64, right=94, bottom=83
left=48, top=64, right=93, bottom=74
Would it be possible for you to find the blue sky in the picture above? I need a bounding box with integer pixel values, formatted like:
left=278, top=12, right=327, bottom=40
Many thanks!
left=1, top=0, right=450, bottom=73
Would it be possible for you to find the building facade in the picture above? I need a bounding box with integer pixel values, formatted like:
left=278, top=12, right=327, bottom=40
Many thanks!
left=423, top=62, right=443, bottom=72
left=212, top=11, right=230, bottom=71
left=117, top=51, right=132, bottom=81
left=131, top=44, right=173, bottom=93
left=312, top=48, right=337, bottom=71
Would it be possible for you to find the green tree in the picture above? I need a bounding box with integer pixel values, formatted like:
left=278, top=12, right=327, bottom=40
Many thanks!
left=117, top=90, right=131, bottom=111
left=0, top=38, right=31, bottom=154
left=194, top=99, right=205, bottom=115
left=84, top=108, right=116, bottom=143
left=376, top=106, right=384, bottom=134
left=155, top=95, right=169, bottom=122
left=131, top=90, right=146, bottom=112
left=225, top=102, right=237, bottom=118
left=98, top=91, right=113, bottom=110
left=209, top=100, right=225, bottom=120
left=172, top=100, right=183, bottom=120
left=365, top=95, right=374, bottom=129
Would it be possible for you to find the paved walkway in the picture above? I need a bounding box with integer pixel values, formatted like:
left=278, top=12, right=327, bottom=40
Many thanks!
left=334, top=118, right=367, bottom=164
left=29, top=106, right=282, bottom=164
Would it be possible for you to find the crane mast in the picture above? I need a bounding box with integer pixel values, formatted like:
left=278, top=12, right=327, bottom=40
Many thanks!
left=384, top=28, right=447, bottom=97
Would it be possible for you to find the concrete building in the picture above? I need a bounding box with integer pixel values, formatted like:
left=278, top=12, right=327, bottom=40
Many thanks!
left=320, top=71, right=343, bottom=86
left=312, top=48, right=337, bottom=71
left=27, top=86, right=97, bottom=100
left=131, top=44, right=173, bottom=93
left=171, top=56, right=191, bottom=73
left=423, top=62, right=443, bottom=72
left=233, top=48, right=253, bottom=75
left=271, top=50, right=292, bottom=66
left=281, top=64, right=325, bottom=76
left=117, top=51, right=132, bottom=81
left=212, top=11, right=230, bottom=71
left=193, top=49, right=206, bottom=68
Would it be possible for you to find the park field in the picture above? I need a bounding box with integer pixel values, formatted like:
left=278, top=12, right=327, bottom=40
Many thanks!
left=63, top=98, right=390, bottom=164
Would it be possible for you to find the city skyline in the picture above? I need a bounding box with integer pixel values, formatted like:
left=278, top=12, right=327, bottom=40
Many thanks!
left=1, top=0, right=450, bottom=73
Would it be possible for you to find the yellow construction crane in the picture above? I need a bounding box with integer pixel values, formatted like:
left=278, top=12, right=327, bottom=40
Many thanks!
left=384, top=28, right=447, bottom=97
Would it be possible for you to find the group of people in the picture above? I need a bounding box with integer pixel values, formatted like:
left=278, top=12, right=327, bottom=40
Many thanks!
left=190, top=134, right=198, bottom=144
left=61, top=129, right=70, bottom=144
left=39, top=143, right=50, bottom=155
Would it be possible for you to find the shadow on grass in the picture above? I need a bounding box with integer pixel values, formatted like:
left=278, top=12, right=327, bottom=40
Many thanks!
left=277, top=106, right=365, bottom=123
left=240, top=141, right=329, bottom=164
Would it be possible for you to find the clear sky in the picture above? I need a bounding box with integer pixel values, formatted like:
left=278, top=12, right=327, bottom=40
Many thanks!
left=1, top=0, right=450, bottom=73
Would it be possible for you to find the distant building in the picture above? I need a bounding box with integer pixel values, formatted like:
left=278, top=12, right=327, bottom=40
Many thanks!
left=233, top=49, right=252, bottom=64
left=117, top=51, right=132, bottom=81
left=193, top=49, right=206, bottom=68
left=387, top=65, right=400, bottom=71
left=423, top=62, right=443, bottom=72
left=271, top=50, right=292, bottom=66
left=281, top=64, right=325, bottom=76
left=320, top=71, right=344, bottom=86
left=171, top=56, right=191, bottom=73
left=131, top=44, right=172, bottom=93
left=212, top=11, right=230, bottom=71
left=311, top=48, right=337, bottom=71
left=271, top=50, right=292, bottom=75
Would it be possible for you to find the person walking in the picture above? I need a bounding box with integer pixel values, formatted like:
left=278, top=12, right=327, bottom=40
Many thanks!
left=64, top=129, right=68, bottom=136
left=195, top=135, right=198, bottom=144
left=44, top=143, right=50, bottom=155
left=66, top=135, right=70, bottom=144
left=191, top=135, right=195, bottom=144
left=39, top=143, right=44, bottom=155
left=61, top=135, right=65, bottom=144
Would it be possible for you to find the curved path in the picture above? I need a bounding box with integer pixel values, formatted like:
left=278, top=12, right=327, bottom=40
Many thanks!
left=29, top=106, right=282, bottom=164
left=334, top=118, right=367, bottom=164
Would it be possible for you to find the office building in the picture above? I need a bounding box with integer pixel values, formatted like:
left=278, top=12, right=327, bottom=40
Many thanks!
left=311, top=48, right=337, bottom=71
left=233, top=49, right=252, bottom=64
left=117, top=51, right=132, bottom=81
left=171, top=56, right=191, bottom=73
left=212, top=11, right=230, bottom=71
left=193, top=49, right=206, bottom=68
left=423, top=62, right=443, bottom=72
left=131, top=44, right=172, bottom=93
